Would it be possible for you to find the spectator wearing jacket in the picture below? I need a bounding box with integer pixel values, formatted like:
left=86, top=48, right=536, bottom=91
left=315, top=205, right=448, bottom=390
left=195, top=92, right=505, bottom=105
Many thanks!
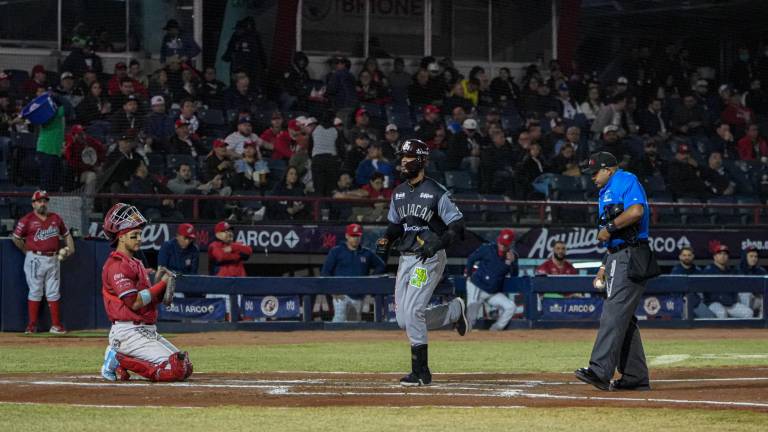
left=701, top=244, right=753, bottom=319
left=738, top=246, right=766, bottom=317
left=160, top=19, right=201, bottom=65
left=168, top=120, right=206, bottom=156
left=143, top=95, right=174, bottom=151
left=355, top=142, right=395, bottom=188
left=321, top=223, right=386, bottom=322
left=736, top=123, right=768, bottom=161
left=158, top=223, right=199, bottom=275
left=465, top=229, right=520, bottom=331
left=208, top=221, right=252, bottom=277
left=670, top=246, right=716, bottom=318
left=326, top=56, right=358, bottom=109
left=63, top=124, right=105, bottom=194
left=222, top=17, right=267, bottom=88
left=61, top=40, right=103, bottom=77
left=197, top=67, right=227, bottom=110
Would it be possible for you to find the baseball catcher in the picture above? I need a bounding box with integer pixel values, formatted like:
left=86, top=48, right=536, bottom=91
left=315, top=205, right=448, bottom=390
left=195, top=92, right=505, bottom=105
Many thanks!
left=100, top=203, right=192, bottom=382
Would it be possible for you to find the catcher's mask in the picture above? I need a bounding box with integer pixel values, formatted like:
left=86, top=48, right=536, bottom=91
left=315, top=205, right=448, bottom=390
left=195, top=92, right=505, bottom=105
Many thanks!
left=397, top=139, right=429, bottom=179
left=103, top=203, right=147, bottom=245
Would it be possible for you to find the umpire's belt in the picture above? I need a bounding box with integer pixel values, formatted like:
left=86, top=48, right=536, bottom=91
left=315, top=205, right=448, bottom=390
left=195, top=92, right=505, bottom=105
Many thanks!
left=608, top=239, right=649, bottom=254
left=112, top=320, right=151, bottom=325
left=31, top=251, right=56, bottom=256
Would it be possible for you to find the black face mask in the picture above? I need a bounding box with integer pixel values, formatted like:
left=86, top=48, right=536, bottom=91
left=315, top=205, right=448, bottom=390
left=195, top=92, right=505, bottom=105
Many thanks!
left=400, top=158, right=424, bottom=179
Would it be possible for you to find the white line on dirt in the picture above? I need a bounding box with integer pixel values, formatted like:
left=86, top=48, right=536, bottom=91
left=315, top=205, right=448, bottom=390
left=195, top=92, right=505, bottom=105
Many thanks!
left=0, top=401, right=200, bottom=409
left=521, top=393, right=768, bottom=408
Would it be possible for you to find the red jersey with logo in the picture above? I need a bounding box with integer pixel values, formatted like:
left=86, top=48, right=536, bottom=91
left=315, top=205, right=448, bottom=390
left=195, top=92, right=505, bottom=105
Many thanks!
left=13, top=212, right=68, bottom=253
left=535, top=258, right=578, bottom=276
left=208, top=241, right=252, bottom=277
left=102, top=251, right=157, bottom=323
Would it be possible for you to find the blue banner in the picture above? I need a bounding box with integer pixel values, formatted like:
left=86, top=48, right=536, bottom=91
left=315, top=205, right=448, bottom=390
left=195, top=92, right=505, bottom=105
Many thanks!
left=241, top=295, right=302, bottom=320
left=541, top=297, right=603, bottom=320
left=158, top=298, right=226, bottom=321
left=636, top=295, right=684, bottom=319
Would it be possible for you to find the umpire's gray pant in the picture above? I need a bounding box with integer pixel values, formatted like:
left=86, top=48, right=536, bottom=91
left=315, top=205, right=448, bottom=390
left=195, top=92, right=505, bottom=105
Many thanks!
left=588, top=248, right=649, bottom=385
left=395, top=250, right=462, bottom=345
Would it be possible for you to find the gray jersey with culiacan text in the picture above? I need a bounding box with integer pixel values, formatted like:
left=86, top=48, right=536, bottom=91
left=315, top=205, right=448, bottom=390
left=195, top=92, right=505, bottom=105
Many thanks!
left=387, top=177, right=463, bottom=253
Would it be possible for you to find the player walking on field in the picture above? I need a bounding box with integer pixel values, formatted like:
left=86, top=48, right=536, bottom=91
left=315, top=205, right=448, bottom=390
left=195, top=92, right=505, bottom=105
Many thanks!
left=376, top=139, right=469, bottom=387
left=99, top=203, right=192, bottom=382
left=12, top=190, right=75, bottom=334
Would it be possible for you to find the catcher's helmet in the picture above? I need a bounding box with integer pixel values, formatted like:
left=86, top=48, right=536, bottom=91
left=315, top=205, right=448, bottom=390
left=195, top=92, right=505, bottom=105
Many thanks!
left=103, top=203, right=147, bottom=244
left=396, top=139, right=429, bottom=179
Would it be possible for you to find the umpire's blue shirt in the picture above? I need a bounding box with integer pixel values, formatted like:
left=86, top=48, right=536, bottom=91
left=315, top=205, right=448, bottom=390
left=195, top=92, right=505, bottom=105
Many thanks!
left=321, top=244, right=386, bottom=277
left=466, top=243, right=520, bottom=294
left=158, top=239, right=200, bottom=274
left=598, top=169, right=650, bottom=249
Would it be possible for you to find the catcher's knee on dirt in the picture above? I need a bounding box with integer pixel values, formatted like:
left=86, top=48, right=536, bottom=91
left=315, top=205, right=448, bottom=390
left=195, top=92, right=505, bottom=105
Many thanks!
left=117, top=351, right=192, bottom=382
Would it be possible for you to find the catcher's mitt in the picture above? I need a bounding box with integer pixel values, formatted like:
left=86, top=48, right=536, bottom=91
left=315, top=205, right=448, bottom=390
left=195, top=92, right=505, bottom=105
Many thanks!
left=416, top=230, right=442, bottom=262
left=155, top=266, right=178, bottom=306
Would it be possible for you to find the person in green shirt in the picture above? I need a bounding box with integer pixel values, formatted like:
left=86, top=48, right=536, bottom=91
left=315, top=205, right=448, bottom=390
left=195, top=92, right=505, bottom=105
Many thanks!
left=37, top=103, right=65, bottom=191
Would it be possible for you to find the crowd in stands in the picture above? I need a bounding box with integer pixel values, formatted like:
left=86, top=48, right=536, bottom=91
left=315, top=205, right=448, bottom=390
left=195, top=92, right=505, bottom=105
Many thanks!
left=2, top=22, right=768, bottom=223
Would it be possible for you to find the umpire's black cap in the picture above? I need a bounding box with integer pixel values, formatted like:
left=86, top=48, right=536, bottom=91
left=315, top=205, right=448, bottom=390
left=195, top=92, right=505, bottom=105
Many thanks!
left=583, top=152, right=618, bottom=175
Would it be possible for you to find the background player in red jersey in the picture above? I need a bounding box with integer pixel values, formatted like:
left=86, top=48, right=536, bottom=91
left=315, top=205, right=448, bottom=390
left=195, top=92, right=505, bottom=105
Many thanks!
left=99, top=203, right=192, bottom=382
left=11, top=190, right=75, bottom=334
left=208, top=221, right=252, bottom=277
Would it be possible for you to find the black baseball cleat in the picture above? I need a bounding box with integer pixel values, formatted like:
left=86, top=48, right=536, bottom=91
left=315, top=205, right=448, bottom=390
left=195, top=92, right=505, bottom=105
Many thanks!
left=574, top=367, right=610, bottom=391
left=400, top=370, right=432, bottom=387
left=609, top=379, right=651, bottom=391
left=454, top=297, right=470, bottom=336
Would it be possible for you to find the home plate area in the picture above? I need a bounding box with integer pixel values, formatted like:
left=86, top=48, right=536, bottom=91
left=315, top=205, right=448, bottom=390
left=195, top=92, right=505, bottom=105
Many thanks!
left=1, top=368, right=768, bottom=411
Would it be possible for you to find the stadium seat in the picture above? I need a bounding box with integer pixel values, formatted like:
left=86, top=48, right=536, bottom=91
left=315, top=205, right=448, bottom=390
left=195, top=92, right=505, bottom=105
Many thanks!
left=146, top=153, right=166, bottom=176
left=550, top=175, right=584, bottom=196
left=676, top=197, right=707, bottom=225
left=444, top=170, right=476, bottom=194
left=198, top=108, right=226, bottom=126
left=0, top=197, right=11, bottom=219
left=553, top=191, right=590, bottom=223
left=385, top=105, right=413, bottom=130
left=706, top=196, right=738, bottom=225
left=736, top=196, right=761, bottom=225
left=479, top=194, right=514, bottom=221
left=167, top=154, right=197, bottom=176
left=453, top=193, right=483, bottom=222
left=648, top=193, right=676, bottom=224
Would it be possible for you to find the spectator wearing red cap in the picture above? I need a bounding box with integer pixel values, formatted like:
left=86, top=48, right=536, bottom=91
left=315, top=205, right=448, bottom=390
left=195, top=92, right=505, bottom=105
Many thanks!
left=208, top=222, right=252, bottom=277
left=346, top=107, right=379, bottom=143
left=108, top=63, right=148, bottom=99
left=166, top=119, right=204, bottom=156
left=465, top=229, right=520, bottom=331
left=271, top=119, right=302, bottom=161
left=701, top=244, right=753, bottom=319
left=22, top=65, right=48, bottom=97
left=321, top=223, right=386, bottom=322
left=158, top=223, right=200, bottom=277
left=664, top=143, right=708, bottom=198
left=63, top=124, right=105, bottom=193
left=259, top=111, right=284, bottom=159
left=205, top=139, right=237, bottom=185
left=415, top=104, right=442, bottom=143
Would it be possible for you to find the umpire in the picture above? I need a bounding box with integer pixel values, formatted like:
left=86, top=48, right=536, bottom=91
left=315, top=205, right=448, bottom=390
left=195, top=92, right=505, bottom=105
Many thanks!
left=575, top=152, right=659, bottom=391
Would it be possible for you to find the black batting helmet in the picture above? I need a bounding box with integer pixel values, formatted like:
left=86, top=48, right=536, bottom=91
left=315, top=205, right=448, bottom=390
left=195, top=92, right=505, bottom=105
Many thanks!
left=397, top=139, right=429, bottom=179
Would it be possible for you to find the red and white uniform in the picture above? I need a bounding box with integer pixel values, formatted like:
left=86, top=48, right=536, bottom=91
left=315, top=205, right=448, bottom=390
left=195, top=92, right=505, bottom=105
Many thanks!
left=102, top=251, right=178, bottom=365
left=208, top=241, right=253, bottom=277
left=13, top=212, right=68, bottom=301
left=535, top=258, right=578, bottom=275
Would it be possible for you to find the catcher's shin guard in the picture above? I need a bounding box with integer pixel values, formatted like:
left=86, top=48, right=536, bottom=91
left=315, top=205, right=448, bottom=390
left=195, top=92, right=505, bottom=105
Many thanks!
left=116, top=352, right=192, bottom=382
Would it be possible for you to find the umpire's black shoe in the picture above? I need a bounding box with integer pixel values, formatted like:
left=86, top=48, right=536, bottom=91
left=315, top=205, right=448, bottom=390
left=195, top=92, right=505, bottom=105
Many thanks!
left=400, top=369, right=432, bottom=387
left=609, top=379, right=651, bottom=391
left=454, top=298, right=470, bottom=336
left=574, top=367, right=610, bottom=391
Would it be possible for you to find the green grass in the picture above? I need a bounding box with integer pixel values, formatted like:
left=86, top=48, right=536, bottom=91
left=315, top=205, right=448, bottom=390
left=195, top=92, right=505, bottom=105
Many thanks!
left=2, top=338, right=767, bottom=374
left=1, top=405, right=766, bottom=432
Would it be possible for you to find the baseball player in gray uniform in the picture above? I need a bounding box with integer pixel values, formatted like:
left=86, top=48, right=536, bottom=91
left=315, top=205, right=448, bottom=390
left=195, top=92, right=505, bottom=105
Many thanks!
left=376, top=138, right=469, bottom=387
